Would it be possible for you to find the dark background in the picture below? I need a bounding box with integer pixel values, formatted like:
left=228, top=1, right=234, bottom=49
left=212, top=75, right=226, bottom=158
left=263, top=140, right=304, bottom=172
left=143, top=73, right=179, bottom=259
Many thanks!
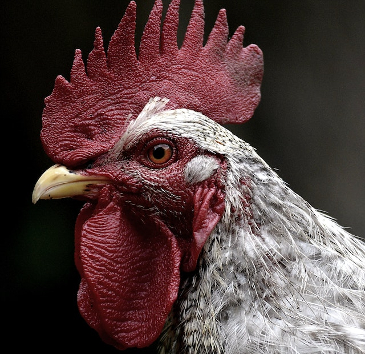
left=2, top=0, right=364, bottom=352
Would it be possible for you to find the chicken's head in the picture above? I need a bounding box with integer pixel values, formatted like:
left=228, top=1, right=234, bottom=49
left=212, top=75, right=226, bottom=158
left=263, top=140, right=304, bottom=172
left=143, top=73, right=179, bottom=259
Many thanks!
left=33, top=0, right=263, bottom=350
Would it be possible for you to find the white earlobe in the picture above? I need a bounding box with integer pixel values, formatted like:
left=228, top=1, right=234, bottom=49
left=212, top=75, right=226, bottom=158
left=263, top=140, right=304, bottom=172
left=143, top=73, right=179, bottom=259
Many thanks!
left=184, top=155, right=220, bottom=184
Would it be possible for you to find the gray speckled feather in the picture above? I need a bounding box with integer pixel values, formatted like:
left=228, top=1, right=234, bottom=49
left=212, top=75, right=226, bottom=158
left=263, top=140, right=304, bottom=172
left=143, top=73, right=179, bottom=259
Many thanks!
left=125, top=98, right=365, bottom=354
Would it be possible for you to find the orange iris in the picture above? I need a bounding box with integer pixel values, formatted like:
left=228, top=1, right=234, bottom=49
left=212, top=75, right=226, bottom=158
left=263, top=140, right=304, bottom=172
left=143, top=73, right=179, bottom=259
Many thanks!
left=148, top=143, right=173, bottom=164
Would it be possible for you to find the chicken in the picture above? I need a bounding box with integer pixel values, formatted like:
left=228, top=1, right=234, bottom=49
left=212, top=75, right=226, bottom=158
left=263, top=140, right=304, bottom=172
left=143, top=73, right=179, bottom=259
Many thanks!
left=32, top=0, right=365, bottom=353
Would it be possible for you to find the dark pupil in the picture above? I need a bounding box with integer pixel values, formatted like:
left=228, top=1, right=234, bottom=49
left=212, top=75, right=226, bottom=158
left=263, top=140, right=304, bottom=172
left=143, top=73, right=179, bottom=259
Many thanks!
left=153, top=145, right=167, bottom=160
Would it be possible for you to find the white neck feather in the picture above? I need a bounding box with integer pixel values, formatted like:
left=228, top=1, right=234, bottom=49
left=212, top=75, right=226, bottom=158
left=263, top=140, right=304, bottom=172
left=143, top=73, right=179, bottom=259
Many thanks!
left=128, top=100, right=365, bottom=353
left=161, top=139, right=365, bottom=354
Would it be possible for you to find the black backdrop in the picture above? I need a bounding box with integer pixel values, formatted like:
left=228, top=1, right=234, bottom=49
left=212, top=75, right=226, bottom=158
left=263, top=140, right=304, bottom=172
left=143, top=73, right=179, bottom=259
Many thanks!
left=2, top=0, right=364, bottom=352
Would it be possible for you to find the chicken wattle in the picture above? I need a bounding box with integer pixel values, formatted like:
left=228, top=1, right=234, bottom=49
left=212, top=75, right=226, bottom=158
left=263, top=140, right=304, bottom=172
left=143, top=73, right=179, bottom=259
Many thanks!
left=33, top=1, right=365, bottom=353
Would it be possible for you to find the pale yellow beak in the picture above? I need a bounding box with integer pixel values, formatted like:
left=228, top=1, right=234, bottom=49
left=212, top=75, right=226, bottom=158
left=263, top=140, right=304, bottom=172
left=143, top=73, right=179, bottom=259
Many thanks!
left=32, top=164, right=109, bottom=204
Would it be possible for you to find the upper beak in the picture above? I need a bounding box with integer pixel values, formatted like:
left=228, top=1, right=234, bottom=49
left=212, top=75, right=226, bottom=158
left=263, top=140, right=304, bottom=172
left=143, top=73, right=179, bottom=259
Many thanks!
left=32, top=164, right=109, bottom=204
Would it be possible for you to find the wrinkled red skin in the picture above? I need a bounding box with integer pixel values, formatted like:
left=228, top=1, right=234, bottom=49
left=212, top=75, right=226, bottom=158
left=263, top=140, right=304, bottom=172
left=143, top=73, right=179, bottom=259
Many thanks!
left=75, top=187, right=182, bottom=349
left=73, top=134, right=226, bottom=349
left=40, top=0, right=263, bottom=168
left=38, top=0, right=262, bottom=349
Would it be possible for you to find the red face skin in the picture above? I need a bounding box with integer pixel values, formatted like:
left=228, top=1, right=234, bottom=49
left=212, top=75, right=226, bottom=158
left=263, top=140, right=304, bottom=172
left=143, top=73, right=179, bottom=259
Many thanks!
left=36, top=0, right=262, bottom=349
left=73, top=131, right=226, bottom=349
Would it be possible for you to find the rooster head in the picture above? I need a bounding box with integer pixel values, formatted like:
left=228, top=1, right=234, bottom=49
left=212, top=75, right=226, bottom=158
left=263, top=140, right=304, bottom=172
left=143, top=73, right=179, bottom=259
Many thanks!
left=33, top=0, right=263, bottom=350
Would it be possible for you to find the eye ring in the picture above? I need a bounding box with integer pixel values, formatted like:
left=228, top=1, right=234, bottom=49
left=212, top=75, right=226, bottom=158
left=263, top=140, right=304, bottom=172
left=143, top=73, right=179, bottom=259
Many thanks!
left=148, top=143, right=173, bottom=164
left=141, top=138, right=176, bottom=168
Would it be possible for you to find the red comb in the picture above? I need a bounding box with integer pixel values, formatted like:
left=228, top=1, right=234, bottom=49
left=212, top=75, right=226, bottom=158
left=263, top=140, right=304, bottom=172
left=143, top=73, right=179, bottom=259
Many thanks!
left=41, top=0, right=263, bottom=167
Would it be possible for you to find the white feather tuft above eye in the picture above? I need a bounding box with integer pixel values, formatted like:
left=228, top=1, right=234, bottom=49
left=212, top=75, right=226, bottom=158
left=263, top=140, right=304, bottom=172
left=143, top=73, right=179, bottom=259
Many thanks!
left=184, top=155, right=220, bottom=184
left=110, top=97, right=170, bottom=157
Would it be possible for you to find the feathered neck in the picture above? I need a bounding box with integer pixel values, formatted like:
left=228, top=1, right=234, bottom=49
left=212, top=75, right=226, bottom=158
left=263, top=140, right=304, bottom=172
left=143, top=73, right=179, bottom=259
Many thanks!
left=160, top=142, right=365, bottom=353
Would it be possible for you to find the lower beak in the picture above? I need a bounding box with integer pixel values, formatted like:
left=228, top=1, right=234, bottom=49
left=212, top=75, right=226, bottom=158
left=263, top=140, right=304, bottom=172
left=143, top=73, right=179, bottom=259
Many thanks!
left=32, top=164, right=109, bottom=204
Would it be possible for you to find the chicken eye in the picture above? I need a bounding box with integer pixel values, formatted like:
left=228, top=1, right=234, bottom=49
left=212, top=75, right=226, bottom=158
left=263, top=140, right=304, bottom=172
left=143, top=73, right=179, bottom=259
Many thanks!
left=148, top=143, right=173, bottom=164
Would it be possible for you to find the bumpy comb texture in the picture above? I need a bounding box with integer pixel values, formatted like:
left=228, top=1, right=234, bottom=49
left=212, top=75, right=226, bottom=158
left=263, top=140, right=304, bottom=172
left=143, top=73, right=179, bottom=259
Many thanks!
left=41, top=0, right=263, bottom=167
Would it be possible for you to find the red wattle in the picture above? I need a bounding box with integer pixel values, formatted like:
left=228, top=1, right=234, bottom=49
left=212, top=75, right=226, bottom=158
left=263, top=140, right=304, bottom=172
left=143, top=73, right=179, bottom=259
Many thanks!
left=74, top=186, right=181, bottom=349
